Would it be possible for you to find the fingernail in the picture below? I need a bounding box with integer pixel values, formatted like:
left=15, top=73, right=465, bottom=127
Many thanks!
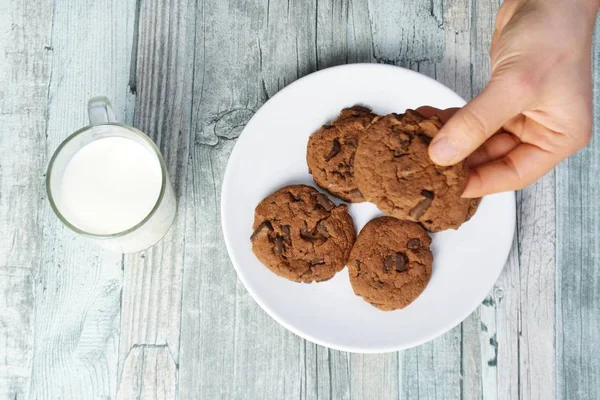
left=430, top=137, right=457, bottom=164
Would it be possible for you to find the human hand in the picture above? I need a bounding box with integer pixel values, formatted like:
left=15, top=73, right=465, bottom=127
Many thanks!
left=425, top=0, right=599, bottom=198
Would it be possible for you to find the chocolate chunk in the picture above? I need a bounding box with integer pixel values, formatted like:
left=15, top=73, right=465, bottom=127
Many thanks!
left=407, top=238, right=421, bottom=250
left=300, top=222, right=311, bottom=239
left=273, top=236, right=284, bottom=255
left=394, top=253, right=408, bottom=272
left=250, top=220, right=273, bottom=241
left=310, top=258, right=325, bottom=266
left=288, top=191, right=303, bottom=202
left=422, top=190, right=434, bottom=199
left=324, top=139, right=341, bottom=161
left=383, top=255, right=394, bottom=272
left=347, top=189, right=363, bottom=199
left=354, top=260, right=362, bottom=272
left=418, top=134, right=432, bottom=145
left=300, top=221, right=329, bottom=242
left=393, top=131, right=412, bottom=156
left=315, top=193, right=334, bottom=211
left=316, top=221, right=329, bottom=238
left=384, top=252, right=408, bottom=273
left=299, top=269, right=313, bottom=280
left=281, top=225, right=291, bottom=245
left=409, top=198, right=433, bottom=219
left=409, top=190, right=435, bottom=219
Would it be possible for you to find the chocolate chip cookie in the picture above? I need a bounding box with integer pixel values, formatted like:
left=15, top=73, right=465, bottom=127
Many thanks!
left=251, top=185, right=356, bottom=283
left=307, top=106, right=377, bottom=202
left=348, top=216, right=433, bottom=311
left=354, top=110, right=480, bottom=232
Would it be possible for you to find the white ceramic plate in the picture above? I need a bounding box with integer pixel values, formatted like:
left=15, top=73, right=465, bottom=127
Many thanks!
left=221, top=64, right=515, bottom=353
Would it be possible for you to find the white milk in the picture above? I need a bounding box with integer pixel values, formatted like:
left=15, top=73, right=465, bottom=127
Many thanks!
left=59, top=136, right=163, bottom=235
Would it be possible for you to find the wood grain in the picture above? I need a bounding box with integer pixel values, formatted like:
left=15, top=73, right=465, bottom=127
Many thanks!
left=0, top=1, right=53, bottom=398
left=0, top=268, right=35, bottom=399
left=116, top=346, right=177, bottom=400
left=556, top=15, right=600, bottom=400
left=117, top=0, right=196, bottom=397
left=26, top=0, right=136, bottom=398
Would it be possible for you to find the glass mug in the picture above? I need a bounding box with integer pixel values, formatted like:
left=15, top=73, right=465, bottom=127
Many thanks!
left=46, top=97, right=177, bottom=253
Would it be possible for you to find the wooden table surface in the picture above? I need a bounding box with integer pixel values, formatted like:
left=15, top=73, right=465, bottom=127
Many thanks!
left=1, top=1, right=599, bottom=399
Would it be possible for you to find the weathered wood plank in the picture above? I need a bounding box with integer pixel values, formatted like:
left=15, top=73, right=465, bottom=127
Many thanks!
left=492, top=244, right=520, bottom=400
left=0, top=1, right=52, bottom=399
left=401, top=332, right=462, bottom=399
left=556, top=15, right=600, bottom=400
left=117, top=0, right=196, bottom=397
left=348, top=354, right=398, bottom=400
left=367, top=0, right=444, bottom=66
left=518, top=177, right=557, bottom=400
left=116, top=346, right=177, bottom=400
left=0, top=268, right=34, bottom=399
left=486, top=172, right=556, bottom=400
left=25, top=0, right=136, bottom=398
left=0, top=1, right=53, bottom=399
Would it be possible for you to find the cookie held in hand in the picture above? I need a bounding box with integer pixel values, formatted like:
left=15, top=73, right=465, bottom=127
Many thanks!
left=354, top=110, right=480, bottom=232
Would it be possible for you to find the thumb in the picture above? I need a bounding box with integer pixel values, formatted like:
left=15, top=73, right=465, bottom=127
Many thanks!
left=429, top=75, right=533, bottom=166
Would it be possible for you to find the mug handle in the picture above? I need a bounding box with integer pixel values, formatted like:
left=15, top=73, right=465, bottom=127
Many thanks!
left=88, top=96, right=117, bottom=124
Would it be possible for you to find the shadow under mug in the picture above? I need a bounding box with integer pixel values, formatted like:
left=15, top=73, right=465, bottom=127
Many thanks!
left=46, top=97, right=177, bottom=253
